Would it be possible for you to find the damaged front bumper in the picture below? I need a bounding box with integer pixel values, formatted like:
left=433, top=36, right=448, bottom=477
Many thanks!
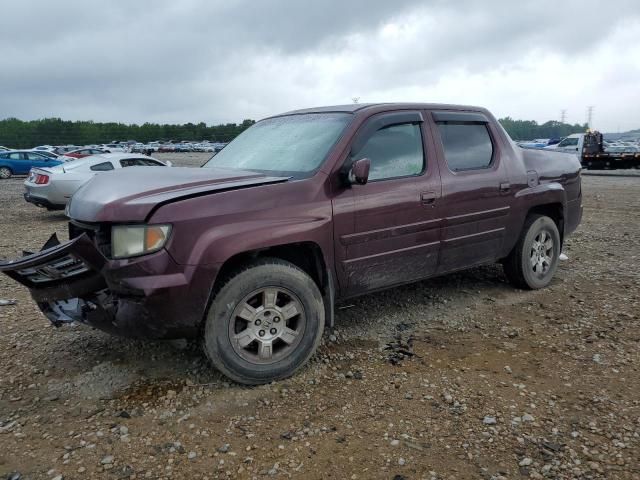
left=0, top=233, right=109, bottom=326
left=0, top=233, right=217, bottom=339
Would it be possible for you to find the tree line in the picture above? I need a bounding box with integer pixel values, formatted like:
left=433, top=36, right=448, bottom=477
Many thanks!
left=0, top=118, right=256, bottom=149
left=498, top=117, right=588, bottom=140
left=0, top=116, right=587, bottom=148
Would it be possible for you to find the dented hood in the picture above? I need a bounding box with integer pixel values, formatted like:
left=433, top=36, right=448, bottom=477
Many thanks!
left=67, top=166, right=288, bottom=222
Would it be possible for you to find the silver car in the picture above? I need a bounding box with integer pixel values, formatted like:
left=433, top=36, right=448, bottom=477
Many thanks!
left=24, top=153, right=172, bottom=210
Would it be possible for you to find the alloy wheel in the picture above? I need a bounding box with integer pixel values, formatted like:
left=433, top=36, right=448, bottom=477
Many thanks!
left=228, top=287, right=306, bottom=364
left=529, top=230, right=554, bottom=277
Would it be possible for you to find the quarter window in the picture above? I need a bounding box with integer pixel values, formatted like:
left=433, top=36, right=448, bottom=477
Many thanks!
left=90, top=162, right=114, bottom=171
left=437, top=123, right=494, bottom=171
left=352, top=123, right=424, bottom=181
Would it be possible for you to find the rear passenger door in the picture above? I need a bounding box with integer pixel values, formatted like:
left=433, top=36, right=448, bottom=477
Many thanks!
left=9, top=153, right=30, bottom=174
left=429, top=111, right=512, bottom=272
left=333, top=111, right=442, bottom=296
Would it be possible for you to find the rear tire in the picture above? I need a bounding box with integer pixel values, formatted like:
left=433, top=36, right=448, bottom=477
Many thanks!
left=203, top=258, right=325, bottom=385
left=0, top=167, right=12, bottom=179
left=503, top=215, right=561, bottom=290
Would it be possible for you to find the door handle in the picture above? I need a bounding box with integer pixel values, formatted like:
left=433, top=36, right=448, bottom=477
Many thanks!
left=499, top=182, right=511, bottom=194
left=421, top=191, right=437, bottom=205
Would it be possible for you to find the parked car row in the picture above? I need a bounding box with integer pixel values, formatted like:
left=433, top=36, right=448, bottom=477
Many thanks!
left=18, top=141, right=227, bottom=156
left=0, top=140, right=222, bottom=180
left=517, top=136, right=640, bottom=153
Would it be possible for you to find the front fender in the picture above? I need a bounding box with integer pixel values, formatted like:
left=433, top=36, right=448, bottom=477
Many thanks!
left=180, top=214, right=333, bottom=267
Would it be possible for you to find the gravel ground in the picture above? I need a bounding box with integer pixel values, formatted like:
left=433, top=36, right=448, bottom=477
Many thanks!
left=0, top=154, right=638, bottom=480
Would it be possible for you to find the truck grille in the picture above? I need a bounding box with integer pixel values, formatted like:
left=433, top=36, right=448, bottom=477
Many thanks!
left=16, top=254, right=90, bottom=284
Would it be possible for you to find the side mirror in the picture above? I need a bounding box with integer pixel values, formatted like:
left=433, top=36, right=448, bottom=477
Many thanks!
left=349, top=158, right=371, bottom=185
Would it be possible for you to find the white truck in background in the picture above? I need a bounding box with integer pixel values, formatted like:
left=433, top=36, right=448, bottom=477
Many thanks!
left=544, top=132, right=640, bottom=169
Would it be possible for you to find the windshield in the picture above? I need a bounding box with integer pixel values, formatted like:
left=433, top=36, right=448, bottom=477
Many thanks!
left=202, top=113, right=352, bottom=178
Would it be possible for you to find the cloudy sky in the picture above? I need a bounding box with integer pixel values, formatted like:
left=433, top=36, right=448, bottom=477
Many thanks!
left=1, top=0, right=639, bottom=131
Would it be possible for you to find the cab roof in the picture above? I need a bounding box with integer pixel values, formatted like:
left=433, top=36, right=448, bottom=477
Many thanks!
left=277, top=102, right=487, bottom=117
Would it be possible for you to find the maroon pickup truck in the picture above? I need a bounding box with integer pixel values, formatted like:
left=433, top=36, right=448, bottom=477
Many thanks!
left=0, top=103, right=582, bottom=384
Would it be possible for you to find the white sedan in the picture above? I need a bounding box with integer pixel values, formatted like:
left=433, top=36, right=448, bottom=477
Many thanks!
left=24, top=153, right=172, bottom=210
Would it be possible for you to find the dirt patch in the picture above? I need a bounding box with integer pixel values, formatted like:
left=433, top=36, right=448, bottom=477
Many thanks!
left=0, top=159, right=638, bottom=479
left=46, top=361, right=142, bottom=401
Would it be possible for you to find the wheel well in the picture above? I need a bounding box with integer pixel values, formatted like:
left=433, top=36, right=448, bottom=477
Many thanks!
left=215, top=242, right=328, bottom=294
left=527, top=203, right=564, bottom=239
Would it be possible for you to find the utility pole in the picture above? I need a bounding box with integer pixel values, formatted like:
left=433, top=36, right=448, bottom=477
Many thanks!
left=352, top=97, right=360, bottom=104
left=587, top=106, right=594, bottom=128
left=560, top=109, right=567, bottom=124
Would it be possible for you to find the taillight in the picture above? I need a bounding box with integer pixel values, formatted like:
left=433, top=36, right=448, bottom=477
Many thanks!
left=34, top=174, right=49, bottom=185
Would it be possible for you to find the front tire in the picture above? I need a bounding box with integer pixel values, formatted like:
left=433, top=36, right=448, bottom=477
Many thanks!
left=503, top=214, right=561, bottom=289
left=203, top=258, right=325, bottom=385
left=0, top=167, right=12, bottom=179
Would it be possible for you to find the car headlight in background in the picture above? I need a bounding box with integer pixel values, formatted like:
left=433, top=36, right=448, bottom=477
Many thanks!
left=111, top=224, right=171, bottom=259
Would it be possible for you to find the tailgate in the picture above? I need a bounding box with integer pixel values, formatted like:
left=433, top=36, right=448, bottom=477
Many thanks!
left=0, top=233, right=107, bottom=303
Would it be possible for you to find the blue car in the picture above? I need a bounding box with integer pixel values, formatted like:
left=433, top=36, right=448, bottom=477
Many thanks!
left=0, top=151, right=63, bottom=179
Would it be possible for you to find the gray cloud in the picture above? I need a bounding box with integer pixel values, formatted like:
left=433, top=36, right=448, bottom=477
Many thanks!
left=1, top=0, right=639, bottom=131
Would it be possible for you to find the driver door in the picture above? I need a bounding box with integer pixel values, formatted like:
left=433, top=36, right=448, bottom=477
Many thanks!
left=332, top=111, right=442, bottom=297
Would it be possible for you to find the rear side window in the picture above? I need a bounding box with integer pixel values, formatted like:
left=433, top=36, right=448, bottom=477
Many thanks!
left=437, top=123, right=494, bottom=171
left=90, top=162, right=114, bottom=171
left=352, top=123, right=424, bottom=181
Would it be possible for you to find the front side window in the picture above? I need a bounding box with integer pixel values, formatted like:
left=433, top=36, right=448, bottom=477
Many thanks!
left=141, top=159, right=164, bottom=166
left=352, top=123, right=424, bottom=181
left=120, top=159, right=142, bottom=167
left=203, top=113, right=352, bottom=178
left=120, top=158, right=163, bottom=167
left=437, top=122, right=494, bottom=171
left=557, top=137, right=579, bottom=148
left=9, top=153, right=21, bottom=160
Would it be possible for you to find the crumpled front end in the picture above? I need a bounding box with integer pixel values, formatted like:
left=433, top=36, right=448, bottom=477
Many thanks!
left=0, top=231, right=217, bottom=339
